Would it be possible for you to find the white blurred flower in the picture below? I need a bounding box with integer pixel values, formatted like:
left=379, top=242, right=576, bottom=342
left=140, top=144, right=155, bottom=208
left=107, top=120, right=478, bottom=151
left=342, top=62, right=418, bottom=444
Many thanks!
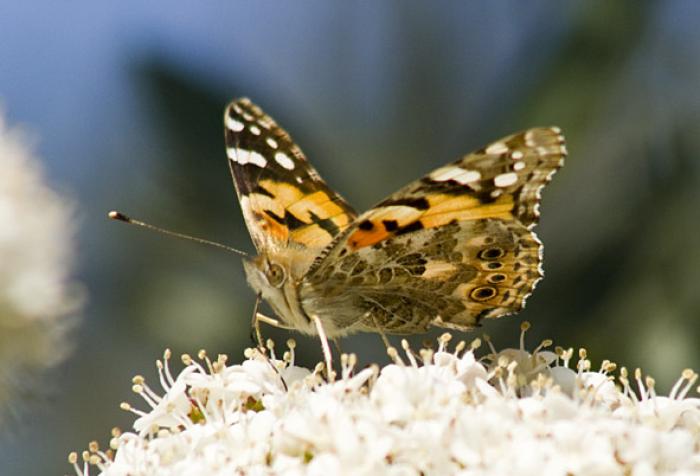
left=0, top=109, right=82, bottom=421
left=70, top=327, right=700, bottom=476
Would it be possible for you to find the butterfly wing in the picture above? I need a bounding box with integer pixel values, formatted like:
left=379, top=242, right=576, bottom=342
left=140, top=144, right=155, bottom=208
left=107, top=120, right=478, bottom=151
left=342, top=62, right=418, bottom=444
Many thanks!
left=300, top=128, right=565, bottom=335
left=224, top=98, right=357, bottom=266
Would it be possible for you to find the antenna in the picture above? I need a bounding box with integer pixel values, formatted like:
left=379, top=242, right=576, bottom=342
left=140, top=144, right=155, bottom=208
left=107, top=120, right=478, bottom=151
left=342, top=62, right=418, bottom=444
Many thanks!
left=108, top=211, right=250, bottom=258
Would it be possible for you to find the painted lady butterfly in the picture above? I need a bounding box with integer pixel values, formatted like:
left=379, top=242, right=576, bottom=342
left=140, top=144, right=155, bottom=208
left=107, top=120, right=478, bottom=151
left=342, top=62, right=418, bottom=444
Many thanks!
left=224, top=98, right=565, bottom=347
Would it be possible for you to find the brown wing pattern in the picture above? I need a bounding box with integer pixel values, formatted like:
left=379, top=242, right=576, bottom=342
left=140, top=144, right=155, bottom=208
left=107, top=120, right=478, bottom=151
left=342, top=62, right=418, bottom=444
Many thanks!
left=301, top=128, right=565, bottom=333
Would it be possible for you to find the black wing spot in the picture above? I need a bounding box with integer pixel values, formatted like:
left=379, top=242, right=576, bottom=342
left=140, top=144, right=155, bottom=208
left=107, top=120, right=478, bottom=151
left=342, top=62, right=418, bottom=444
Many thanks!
left=378, top=197, right=430, bottom=210
left=358, top=220, right=374, bottom=231
left=395, top=220, right=425, bottom=236
left=252, top=184, right=275, bottom=198
left=382, top=219, right=399, bottom=232
left=308, top=211, right=340, bottom=237
left=265, top=209, right=307, bottom=230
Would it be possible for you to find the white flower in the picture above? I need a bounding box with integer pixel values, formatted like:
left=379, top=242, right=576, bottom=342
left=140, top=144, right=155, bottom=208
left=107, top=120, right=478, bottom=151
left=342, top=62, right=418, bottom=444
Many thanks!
left=69, top=328, right=700, bottom=476
left=0, top=109, right=82, bottom=422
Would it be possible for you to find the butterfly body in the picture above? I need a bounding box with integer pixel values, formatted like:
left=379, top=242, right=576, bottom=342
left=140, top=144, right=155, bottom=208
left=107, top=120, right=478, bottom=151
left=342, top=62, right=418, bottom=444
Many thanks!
left=225, top=98, right=565, bottom=339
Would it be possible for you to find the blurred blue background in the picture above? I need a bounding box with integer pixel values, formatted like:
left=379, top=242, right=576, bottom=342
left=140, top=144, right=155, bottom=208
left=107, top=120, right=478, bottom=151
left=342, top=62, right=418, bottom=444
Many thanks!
left=1, top=1, right=700, bottom=473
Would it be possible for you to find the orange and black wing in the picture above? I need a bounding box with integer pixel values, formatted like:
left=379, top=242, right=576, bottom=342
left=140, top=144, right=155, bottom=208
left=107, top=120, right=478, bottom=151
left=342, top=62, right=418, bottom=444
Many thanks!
left=224, top=98, right=357, bottom=259
left=301, top=128, right=565, bottom=333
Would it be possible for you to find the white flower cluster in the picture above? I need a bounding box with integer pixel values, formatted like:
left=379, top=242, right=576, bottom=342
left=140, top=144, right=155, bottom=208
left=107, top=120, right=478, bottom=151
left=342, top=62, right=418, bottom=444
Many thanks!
left=70, top=327, right=700, bottom=476
left=0, top=110, right=81, bottom=421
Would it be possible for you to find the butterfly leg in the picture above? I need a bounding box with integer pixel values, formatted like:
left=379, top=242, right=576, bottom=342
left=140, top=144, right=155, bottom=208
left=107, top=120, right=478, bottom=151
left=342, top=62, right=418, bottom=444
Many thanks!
left=250, top=296, right=295, bottom=351
left=256, top=312, right=294, bottom=329
left=311, top=314, right=334, bottom=381
left=250, top=294, right=265, bottom=351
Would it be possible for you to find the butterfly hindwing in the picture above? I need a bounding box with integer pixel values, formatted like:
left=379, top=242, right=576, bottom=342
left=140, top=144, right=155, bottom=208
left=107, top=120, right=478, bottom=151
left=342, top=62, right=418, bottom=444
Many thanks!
left=300, top=218, right=541, bottom=334
left=301, top=128, right=565, bottom=333
left=224, top=98, right=357, bottom=260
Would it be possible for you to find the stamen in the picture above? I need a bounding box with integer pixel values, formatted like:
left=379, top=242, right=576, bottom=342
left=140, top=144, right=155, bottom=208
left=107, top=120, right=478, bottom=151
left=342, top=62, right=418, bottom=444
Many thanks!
left=482, top=334, right=497, bottom=355
left=198, top=349, right=215, bottom=374
left=68, top=452, right=84, bottom=476
left=266, top=339, right=277, bottom=360
left=533, top=338, right=552, bottom=354
left=387, top=347, right=403, bottom=365
left=470, top=338, right=482, bottom=351
left=120, top=402, right=146, bottom=417
left=635, top=368, right=647, bottom=400
left=163, top=349, right=175, bottom=386
left=645, top=376, right=656, bottom=399
left=438, top=332, right=452, bottom=353
left=287, top=339, right=297, bottom=366
left=519, top=321, right=531, bottom=350
left=670, top=369, right=697, bottom=400
left=401, top=340, right=418, bottom=367
left=678, top=370, right=698, bottom=399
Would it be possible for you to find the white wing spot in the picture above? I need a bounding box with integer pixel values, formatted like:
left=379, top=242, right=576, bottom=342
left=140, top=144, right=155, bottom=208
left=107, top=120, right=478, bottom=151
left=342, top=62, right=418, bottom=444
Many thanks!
left=511, top=150, right=524, bottom=160
left=242, top=112, right=254, bottom=122
left=455, top=170, right=481, bottom=184
left=225, top=115, right=244, bottom=132
left=258, top=118, right=274, bottom=129
left=249, top=125, right=261, bottom=135
left=485, top=142, right=509, bottom=154
left=275, top=152, right=295, bottom=170
left=490, top=189, right=503, bottom=198
left=266, top=137, right=278, bottom=149
left=430, top=166, right=460, bottom=181
left=430, top=166, right=481, bottom=184
left=513, top=161, right=526, bottom=171
left=494, top=172, right=518, bottom=187
left=231, top=148, right=267, bottom=168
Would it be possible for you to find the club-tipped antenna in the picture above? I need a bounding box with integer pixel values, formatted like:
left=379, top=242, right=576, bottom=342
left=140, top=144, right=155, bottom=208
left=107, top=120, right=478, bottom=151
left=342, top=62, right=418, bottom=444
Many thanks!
left=108, top=210, right=250, bottom=258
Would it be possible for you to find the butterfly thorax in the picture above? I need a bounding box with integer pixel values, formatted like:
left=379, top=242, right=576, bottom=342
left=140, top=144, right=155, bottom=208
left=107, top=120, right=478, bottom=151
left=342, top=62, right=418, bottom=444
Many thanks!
left=243, top=250, right=317, bottom=335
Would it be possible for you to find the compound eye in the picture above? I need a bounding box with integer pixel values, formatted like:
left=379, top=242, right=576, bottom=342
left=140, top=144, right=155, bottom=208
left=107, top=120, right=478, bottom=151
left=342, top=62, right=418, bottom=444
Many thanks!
left=266, top=262, right=286, bottom=287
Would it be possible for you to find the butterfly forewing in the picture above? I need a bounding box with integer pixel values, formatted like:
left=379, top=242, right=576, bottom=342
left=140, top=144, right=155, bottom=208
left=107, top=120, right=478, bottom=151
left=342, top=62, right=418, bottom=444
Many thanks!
left=224, top=98, right=357, bottom=257
left=301, top=128, right=565, bottom=334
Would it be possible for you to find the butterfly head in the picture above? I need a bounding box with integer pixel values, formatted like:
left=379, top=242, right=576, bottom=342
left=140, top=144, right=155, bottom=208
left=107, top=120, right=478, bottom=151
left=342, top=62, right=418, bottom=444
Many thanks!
left=243, top=255, right=287, bottom=292
left=243, top=255, right=316, bottom=334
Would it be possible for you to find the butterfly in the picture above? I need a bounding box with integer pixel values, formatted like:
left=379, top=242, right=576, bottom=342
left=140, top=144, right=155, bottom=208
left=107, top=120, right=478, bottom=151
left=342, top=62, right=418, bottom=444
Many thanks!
left=224, top=98, right=564, bottom=347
